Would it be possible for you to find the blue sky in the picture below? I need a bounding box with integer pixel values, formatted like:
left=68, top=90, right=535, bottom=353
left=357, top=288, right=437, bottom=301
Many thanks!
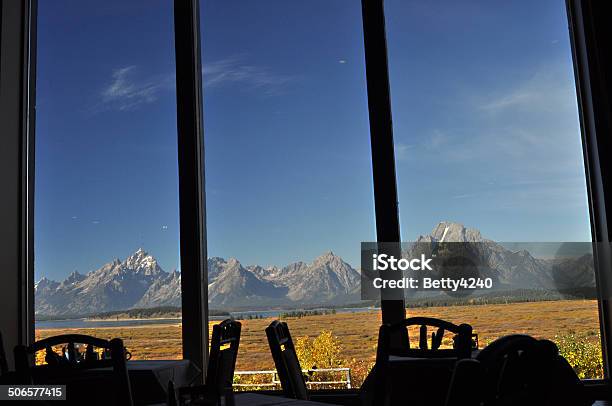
left=35, top=0, right=589, bottom=281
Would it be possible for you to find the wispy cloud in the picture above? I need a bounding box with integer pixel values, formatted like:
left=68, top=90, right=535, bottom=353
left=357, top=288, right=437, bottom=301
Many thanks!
left=97, top=57, right=293, bottom=112
left=480, top=91, right=538, bottom=111
left=479, top=64, right=576, bottom=114
left=401, top=63, right=581, bottom=166
left=393, top=61, right=588, bottom=213
left=203, top=56, right=295, bottom=95
left=100, top=66, right=173, bottom=111
left=394, top=142, right=414, bottom=161
left=452, top=192, right=482, bottom=200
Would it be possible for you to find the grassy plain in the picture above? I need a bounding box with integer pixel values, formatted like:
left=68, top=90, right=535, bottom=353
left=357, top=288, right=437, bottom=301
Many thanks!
left=36, top=299, right=602, bottom=377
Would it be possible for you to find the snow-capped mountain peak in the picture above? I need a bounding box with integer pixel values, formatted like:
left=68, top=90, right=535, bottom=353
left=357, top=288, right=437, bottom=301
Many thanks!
left=124, top=248, right=162, bottom=276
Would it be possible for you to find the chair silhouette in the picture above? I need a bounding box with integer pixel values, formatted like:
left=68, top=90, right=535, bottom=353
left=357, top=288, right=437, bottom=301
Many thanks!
left=366, top=317, right=474, bottom=406
left=377, top=317, right=474, bottom=361
left=14, top=334, right=133, bottom=406
left=473, top=334, right=542, bottom=405
left=266, top=320, right=308, bottom=400
left=0, top=331, right=8, bottom=377
left=176, top=319, right=241, bottom=405
left=443, top=358, right=484, bottom=406
left=445, top=334, right=589, bottom=406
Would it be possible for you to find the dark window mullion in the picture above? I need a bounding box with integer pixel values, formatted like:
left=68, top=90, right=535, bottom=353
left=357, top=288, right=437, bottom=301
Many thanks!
left=361, top=0, right=405, bottom=326
left=174, top=0, right=208, bottom=379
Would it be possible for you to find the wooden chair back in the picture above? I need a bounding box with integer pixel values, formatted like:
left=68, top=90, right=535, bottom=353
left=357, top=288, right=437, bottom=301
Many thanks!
left=266, top=320, right=308, bottom=400
left=14, top=334, right=133, bottom=406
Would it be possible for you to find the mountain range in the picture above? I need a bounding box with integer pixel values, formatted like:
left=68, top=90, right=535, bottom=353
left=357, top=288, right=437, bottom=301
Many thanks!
left=35, top=222, right=596, bottom=317
left=35, top=248, right=361, bottom=316
left=410, top=222, right=595, bottom=292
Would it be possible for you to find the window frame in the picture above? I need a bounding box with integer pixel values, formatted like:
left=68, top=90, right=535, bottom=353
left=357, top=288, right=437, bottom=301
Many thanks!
left=0, top=0, right=37, bottom=361
left=566, top=0, right=612, bottom=386
left=6, top=0, right=611, bottom=393
left=8, top=0, right=212, bottom=376
left=360, top=0, right=612, bottom=388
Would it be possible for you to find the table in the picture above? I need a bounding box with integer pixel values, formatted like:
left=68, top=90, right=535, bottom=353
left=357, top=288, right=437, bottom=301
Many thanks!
left=148, top=393, right=340, bottom=406
left=234, top=394, right=610, bottom=406
left=235, top=393, right=338, bottom=406
left=126, top=360, right=201, bottom=405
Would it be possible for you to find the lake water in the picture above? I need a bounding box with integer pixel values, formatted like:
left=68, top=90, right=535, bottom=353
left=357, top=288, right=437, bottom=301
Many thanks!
left=35, top=307, right=379, bottom=329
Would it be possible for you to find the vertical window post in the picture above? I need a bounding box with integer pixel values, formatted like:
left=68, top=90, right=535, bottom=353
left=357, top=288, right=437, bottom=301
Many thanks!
left=0, top=0, right=37, bottom=364
left=361, top=0, right=406, bottom=326
left=174, top=0, right=208, bottom=377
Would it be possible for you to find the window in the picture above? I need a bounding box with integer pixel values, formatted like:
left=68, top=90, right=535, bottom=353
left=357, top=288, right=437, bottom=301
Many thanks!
left=201, top=0, right=378, bottom=389
left=34, top=0, right=183, bottom=361
left=23, top=0, right=607, bottom=386
left=385, top=0, right=603, bottom=378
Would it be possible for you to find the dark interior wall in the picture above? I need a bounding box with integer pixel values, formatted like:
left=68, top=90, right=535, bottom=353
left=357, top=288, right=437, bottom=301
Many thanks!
left=0, top=0, right=32, bottom=369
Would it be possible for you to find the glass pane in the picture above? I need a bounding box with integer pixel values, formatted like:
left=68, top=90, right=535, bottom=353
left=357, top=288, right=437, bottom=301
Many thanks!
left=34, top=0, right=182, bottom=361
left=386, top=0, right=603, bottom=378
left=201, top=0, right=378, bottom=390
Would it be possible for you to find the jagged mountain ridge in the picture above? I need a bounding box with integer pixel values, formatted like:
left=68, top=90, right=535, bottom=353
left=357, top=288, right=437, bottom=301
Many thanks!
left=36, top=249, right=173, bottom=316
left=35, top=249, right=362, bottom=316
left=35, top=222, right=596, bottom=316
left=412, top=221, right=595, bottom=291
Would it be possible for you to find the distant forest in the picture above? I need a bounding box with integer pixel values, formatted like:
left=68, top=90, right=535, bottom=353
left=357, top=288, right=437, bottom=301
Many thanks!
left=36, top=307, right=230, bottom=321
left=35, top=288, right=597, bottom=322
left=404, top=288, right=598, bottom=309
left=86, top=307, right=233, bottom=320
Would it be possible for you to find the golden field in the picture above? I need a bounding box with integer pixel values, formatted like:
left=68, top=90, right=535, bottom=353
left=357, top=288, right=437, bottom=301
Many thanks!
left=35, top=299, right=603, bottom=379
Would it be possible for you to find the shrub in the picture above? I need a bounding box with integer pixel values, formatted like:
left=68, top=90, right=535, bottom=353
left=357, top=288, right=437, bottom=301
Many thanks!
left=294, top=330, right=352, bottom=389
left=295, top=330, right=342, bottom=370
left=555, top=333, right=603, bottom=379
left=345, top=358, right=375, bottom=388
